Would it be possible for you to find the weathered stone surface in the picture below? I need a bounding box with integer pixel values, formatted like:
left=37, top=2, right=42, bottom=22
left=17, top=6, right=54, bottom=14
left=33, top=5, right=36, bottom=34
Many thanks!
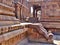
left=41, top=1, right=60, bottom=19
left=2, top=0, right=14, bottom=6
left=0, top=28, right=27, bottom=45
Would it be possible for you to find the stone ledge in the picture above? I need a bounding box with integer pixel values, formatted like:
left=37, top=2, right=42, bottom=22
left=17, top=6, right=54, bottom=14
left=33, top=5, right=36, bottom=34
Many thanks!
left=0, top=10, right=15, bottom=16
left=0, top=21, right=20, bottom=26
left=0, top=3, right=15, bottom=11
left=0, top=28, right=27, bottom=43
left=0, top=24, right=25, bottom=34
left=0, top=15, right=19, bottom=21
left=41, top=22, right=60, bottom=28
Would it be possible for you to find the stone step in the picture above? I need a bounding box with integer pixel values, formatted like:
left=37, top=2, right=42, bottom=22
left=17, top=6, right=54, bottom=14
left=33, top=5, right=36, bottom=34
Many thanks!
left=0, top=15, right=19, bottom=21
left=28, top=43, right=56, bottom=45
left=54, top=34, right=60, bottom=40
left=53, top=32, right=60, bottom=35
left=0, top=28, right=27, bottom=43
left=0, top=3, right=15, bottom=11
left=0, top=24, right=24, bottom=35
left=0, top=10, right=15, bottom=16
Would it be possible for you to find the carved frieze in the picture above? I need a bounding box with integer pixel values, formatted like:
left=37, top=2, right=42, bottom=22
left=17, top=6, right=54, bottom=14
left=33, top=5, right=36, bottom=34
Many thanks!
left=42, top=2, right=60, bottom=16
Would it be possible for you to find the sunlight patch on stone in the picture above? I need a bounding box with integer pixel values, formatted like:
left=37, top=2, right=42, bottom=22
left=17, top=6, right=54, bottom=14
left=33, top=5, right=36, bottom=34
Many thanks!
left=53, top=40, right=60, bottom=45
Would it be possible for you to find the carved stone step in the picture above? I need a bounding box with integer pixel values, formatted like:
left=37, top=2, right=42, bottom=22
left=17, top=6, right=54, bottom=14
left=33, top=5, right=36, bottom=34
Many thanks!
left=0, top=24, right=24, bottom=34
left=0, top=10, right=15, bottom=16
left=0, top=28, right=27, bottom=43
left=0, top=15, right=19, bottom=21
left=0, top=21, right=20, bottom=26
left=0, top=3, right=15, bottom=11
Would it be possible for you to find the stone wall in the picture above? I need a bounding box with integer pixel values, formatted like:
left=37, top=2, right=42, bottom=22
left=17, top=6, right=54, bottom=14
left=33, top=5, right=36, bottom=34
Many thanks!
left=41, top=1, right=60, bottom=18
left=40, top=1, right=60, bottom=33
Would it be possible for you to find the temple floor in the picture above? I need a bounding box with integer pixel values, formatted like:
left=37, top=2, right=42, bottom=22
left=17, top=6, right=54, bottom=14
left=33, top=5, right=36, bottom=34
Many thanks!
left=17, top=34, right=60, bottom=45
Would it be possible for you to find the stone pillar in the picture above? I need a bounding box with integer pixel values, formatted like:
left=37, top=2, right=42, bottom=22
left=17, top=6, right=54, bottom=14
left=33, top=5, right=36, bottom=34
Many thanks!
left=33, top=6, right=35, bottom=17
left=14, top=2, right=18, bottom=18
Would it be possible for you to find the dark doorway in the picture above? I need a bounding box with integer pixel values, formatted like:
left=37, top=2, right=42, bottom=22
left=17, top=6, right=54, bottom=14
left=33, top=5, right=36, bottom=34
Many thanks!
left=33, top=5, right=41, bottom=18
